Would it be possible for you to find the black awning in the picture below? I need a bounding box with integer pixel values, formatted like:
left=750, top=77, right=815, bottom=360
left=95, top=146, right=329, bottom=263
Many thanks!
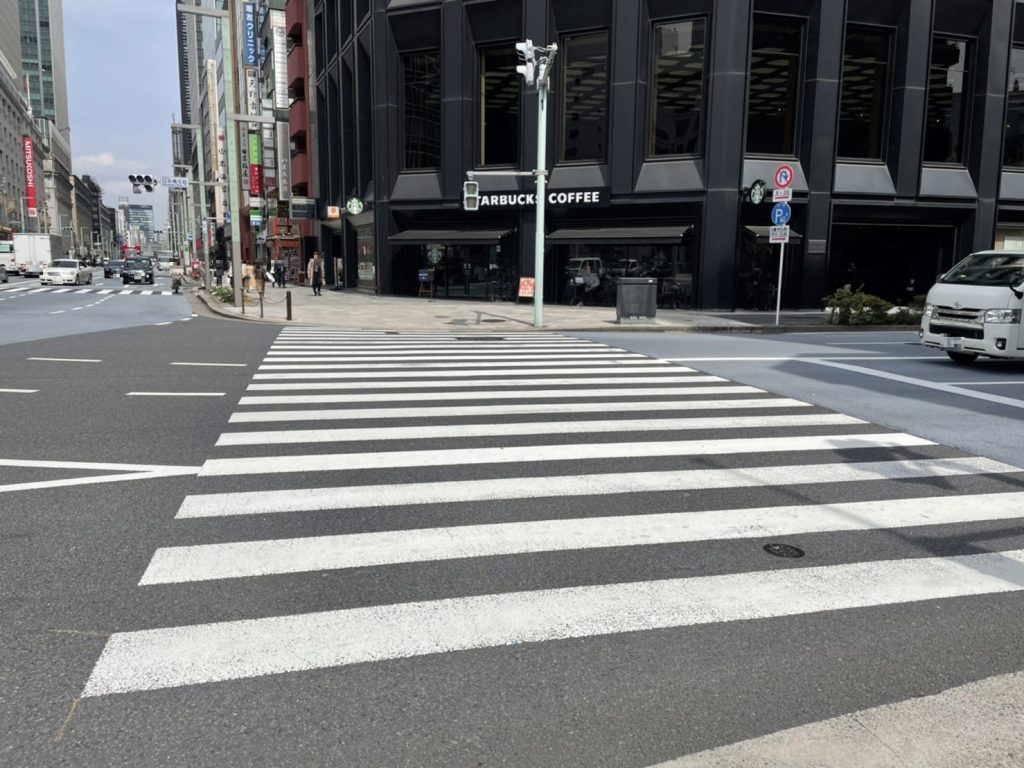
left=547, top=225, right=692, bottom=244
left=389, top=229, right=512, bottom=245
left=744, top=226, right=804, bottom=244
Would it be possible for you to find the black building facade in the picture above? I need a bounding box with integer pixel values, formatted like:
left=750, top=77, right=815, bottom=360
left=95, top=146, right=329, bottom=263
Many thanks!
left=311, top=0, right=1024, bottom=310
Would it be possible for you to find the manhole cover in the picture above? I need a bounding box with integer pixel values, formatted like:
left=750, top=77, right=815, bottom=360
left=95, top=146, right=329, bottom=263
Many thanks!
left=763, top=543, right=805, bottom=558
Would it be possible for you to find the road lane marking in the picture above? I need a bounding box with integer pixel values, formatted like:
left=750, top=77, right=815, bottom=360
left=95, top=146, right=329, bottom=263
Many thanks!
left=804, top=359, right=1024, bottom=412
left=660, top=356, right=933, bottom=362
left=143, top=491, right=1024, bottom=584
left=0, top=388, right=38, bottom=394
left=49, top=310, right=65, bottom=315
left=199, top=434, right=933, bottom=477
left=229, top=398, right=814, bottom=423
left=237, top=385, right=762, bottom=406
left=263, top=352, right=644, bottom=361
left=155, top=322, right=172, bottom=326
left=252, top=366, right=698, bottom=379
left=85, top=547, right=1024, bottom=696
left=171, top=361, right=248, bottom=368
left=215, top=414, right=866, bottom=446
left=945, top=380, right=1024, bottom=386
left=177, top=457, right=1016, bottom=518
left=246, top=375, right=725, bottom=391
left=259, top=359, right=668, bottom=371
left=126, top=392, right=226, bottom=397
left=27, top=357, right=102, bottom=363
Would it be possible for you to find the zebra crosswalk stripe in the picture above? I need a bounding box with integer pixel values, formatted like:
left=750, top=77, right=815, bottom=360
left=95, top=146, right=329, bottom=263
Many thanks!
left=79, top=329, right=1024, bottom=701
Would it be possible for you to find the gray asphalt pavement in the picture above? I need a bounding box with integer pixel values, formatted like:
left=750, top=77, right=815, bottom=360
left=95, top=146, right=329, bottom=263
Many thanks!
left=2, top=316, right=1024, bottom=767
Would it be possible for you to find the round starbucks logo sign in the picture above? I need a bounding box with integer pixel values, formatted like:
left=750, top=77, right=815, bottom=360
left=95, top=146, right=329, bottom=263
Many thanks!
left=345, top=197, right=364, bottom=215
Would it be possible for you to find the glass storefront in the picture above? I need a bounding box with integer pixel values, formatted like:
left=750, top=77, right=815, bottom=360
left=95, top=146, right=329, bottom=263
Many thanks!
left=393, top=240, right=518, bottom=300
left=554, top=242, right=695, bottom=307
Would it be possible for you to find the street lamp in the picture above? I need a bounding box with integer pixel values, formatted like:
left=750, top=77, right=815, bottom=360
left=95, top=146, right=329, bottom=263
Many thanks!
left=177, top=1, right=244, bottom=306
left=172, top=123, right=211, bottom=291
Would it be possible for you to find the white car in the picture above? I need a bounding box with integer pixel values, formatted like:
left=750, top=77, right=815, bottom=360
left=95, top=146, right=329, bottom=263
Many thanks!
left=40, top=259, right=93, bottom=286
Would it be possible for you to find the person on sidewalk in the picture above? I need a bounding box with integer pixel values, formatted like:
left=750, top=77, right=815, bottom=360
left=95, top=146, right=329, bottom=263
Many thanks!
left=307, top=252, right=324, bottom=296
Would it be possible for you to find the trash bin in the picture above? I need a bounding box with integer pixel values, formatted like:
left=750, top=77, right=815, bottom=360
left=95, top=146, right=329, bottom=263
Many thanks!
left=616, top=277, right=657, bottom=323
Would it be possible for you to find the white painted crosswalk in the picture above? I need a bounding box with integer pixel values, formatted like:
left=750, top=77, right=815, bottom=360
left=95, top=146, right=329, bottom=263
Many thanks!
left=81, top=330, right=1024, bottom=700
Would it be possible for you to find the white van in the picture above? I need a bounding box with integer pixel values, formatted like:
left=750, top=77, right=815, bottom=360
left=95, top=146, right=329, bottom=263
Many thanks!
left=920, top=250, right=1024, bottom=364
left=0, top=241, right=15, bottom=273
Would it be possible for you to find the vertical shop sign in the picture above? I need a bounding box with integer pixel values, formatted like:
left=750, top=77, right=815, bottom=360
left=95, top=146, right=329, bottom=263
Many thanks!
left=243, top=3, right=257, bottom=66
left=23, top=136, right=37, bottom=217
left=271, top=10, right=288, bottom=111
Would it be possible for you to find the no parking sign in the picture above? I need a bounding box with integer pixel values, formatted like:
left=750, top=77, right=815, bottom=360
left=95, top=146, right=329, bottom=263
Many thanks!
left=774, top=164, right=794, bottom=189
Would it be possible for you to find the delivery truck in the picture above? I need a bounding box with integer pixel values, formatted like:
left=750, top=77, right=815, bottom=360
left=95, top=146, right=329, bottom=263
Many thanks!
left=920, top=249, right=1024, bottom=364
left=14, top=232, right=66, bottom=277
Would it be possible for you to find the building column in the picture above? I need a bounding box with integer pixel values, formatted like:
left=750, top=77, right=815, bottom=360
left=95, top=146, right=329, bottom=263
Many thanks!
left=799, top=0, right=847, bottom=306
left=699, top=0, right=753, bottom=309
left=888, top=0, right=934, bottom=199
left=968, top=0, right=1014, bottom=252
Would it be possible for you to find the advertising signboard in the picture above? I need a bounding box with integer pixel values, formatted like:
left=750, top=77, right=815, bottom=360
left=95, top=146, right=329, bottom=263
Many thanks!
left=243, top=3, right=257, bottom=66
left=23, top=136, right=37, bottom=217
left=271, top=10, right=289, bottom=112
left=248, top=132, right=263, bottom=198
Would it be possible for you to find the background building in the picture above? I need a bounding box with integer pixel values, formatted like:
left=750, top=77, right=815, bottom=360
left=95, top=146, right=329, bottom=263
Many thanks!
left=311, top=0, right=1022, bottom=309
left=124, top=203, right=155, bottom=245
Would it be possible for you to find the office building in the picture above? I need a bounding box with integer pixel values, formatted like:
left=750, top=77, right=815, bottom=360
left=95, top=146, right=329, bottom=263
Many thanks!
left=310, top=0, right=1023, bottom=309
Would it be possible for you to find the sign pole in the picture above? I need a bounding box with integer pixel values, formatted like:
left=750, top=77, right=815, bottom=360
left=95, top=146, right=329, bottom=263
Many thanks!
left=775, top=242, right=785, bottom=326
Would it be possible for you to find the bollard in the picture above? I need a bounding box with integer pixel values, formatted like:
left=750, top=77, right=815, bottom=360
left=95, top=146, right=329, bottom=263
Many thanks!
left=259, top=291, right=264, bottom=318
left=286, top=290, right=292, bottom=321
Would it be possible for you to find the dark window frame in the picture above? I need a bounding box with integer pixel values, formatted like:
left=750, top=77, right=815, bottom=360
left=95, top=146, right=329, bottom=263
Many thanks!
left=476, top=42, right=522, bottom=168
left=836, top=22, right=894, bottom=163
left=558, top=27, right=612, bottom=165
left=1003, top=45, right=1024, bottom=169
left=922, top=35, right=973, bottom=166
left=744, top=12, right=807, bottom=158
left=646, top=15, right=710, bottom=160
left=399, top=47, right=443, bottom=172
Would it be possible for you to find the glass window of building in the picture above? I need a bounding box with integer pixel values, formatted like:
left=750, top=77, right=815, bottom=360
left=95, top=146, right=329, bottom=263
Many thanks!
left=560, top=31, right=609, bottom=163
left=479, top=45, right=520, bottom=166
left=924, top=38, right=969, bottom=164
left=1004, top=48, right=1024, bottom=167
left=402, top=50, right=441, bottom=169
left=650, top=19, right=707, bottom=157
left=746, top=14, right=803, bottom=156
left=837, top=26, right=891, bottom=159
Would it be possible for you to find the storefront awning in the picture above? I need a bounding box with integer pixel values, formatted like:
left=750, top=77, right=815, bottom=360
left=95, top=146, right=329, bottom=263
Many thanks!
left=389, top=229, right=512, bottom=245
left=744, top=226, right=804, bottom=244
left=547, top=226, right=692, bottom=244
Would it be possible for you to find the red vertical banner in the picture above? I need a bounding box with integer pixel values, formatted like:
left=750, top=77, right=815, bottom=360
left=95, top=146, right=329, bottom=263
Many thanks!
left=23, top=136, right=37, bottom=217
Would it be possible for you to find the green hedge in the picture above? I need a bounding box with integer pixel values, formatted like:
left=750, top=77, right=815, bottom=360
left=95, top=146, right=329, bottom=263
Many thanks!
left=823, top=285, right=923, bottom=325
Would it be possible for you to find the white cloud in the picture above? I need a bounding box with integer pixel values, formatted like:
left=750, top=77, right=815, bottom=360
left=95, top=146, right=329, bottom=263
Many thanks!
left=74, top=151, right=119, bottom=168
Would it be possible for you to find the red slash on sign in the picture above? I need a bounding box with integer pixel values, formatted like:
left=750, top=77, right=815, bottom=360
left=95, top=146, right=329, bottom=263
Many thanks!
left=774, top=165, right=794, bottom=189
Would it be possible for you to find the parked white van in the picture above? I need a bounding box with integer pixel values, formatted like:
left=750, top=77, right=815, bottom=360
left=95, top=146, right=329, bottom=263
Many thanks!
left=920, top=250, right=1024, bottom=364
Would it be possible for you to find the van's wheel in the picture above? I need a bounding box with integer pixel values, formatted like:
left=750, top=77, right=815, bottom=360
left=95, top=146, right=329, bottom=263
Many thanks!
left=947, top=351, right=978, bottom=365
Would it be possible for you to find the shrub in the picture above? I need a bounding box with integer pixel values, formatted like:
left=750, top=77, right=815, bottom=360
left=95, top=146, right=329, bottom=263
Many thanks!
left=211, top=285, right=234, bottom=303
left=823, top=285, right=894, bottom=325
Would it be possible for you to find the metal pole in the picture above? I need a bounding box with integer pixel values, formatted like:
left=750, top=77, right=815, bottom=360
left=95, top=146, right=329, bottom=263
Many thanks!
left=220, top=15, right=244, bottom=308
left=533, top=78, right=548, bottom=328
left=775, top=242, right=785, bottom=326
left=192, top=127, right=210, bottom=292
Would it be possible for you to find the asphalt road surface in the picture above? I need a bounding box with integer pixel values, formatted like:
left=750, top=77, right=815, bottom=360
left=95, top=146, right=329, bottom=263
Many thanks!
left=2, top=318, right=1023, bottom=767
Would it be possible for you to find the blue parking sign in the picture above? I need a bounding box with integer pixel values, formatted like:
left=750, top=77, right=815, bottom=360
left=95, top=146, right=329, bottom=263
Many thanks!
left=771, top=202, right=791, bottom=226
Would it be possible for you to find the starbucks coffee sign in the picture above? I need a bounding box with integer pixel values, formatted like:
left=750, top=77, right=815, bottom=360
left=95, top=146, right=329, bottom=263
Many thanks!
left=475, top=189, right=608, bottom=209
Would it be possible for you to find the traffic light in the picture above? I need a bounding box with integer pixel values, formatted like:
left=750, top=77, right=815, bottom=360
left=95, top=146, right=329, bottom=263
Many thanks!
left=128, top=174, right=159, bottom=193
left=515, top=40, right=536, bottom=86
left=463, top=180, right=480, bottom=211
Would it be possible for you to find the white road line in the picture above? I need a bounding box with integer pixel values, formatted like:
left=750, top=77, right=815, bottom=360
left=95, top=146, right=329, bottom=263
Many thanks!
left=97, top=289, right=113, bottom=294
left=171, top=362, right=248, bottom=368
left=237, top=385, right=761, bottom=406
left=71, top=306, right=84, bottom=311
left=252, top=366, right=697, bottom=380
left=0, top=469, right=201, bottom=494
left=27, top=287, right=49, bottom=293
left=177, top=456, right=1015, bottom=518
left=263, top=352, right=640, bottom=360
left=155, top=322, right=172, bottom=326
left=259, top=359, right=668, bottom=371
left=825, top=341, right=920, bottom=346
left=143, top=491, right=1024, bottom=585
left=127, top=392, right=226, bottom=397
left=49, top=310, right=65, bottom=315
left=215, top=414, right=866, bottom=447
left=268, top=344, right=605, bottom=351
left=52, top=288, right=73, bottom=293
left=139, top=290, right=154, bottom=295
left=805, top=359, right=1024, bottom=412
left=74, top=288, right=91, bottom=294
left=661, top=356, right=932, bottom=362
left=0, top=388, right=38, bottom=394
left=229, top=398, right=813, bottom=423
left=200, top=434, right=932, bottom=477
left=945, top=380, right=1024, bottom=386
left=27, top=357, right=102, bottom=363
left=85, top=547, right=1024, bottom=696
left=0, top=458, right=203, bottom=472
left=246, top=376, right=725, bottom=392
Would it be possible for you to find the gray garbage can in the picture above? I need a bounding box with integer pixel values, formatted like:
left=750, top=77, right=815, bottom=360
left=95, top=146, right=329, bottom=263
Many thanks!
left=616, top=277, right=657, bottom=323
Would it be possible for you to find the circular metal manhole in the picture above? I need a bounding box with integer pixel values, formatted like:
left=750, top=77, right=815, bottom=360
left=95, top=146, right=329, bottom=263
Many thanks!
left=763, top=543, right=805, bottom=558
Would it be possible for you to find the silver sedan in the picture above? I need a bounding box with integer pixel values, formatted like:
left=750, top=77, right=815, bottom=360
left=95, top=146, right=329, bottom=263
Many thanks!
left=40, top=259, right=94, bottom=286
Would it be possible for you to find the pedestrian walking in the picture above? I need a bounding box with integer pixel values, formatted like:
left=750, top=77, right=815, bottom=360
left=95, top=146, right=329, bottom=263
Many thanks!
left=276, top=263, right=286, bottom=288
left=307, top=252, right=324, bottom=296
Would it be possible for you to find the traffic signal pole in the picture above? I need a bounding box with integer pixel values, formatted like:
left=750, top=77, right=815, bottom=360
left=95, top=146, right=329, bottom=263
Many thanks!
left=533, top=73, right=550, bottom=329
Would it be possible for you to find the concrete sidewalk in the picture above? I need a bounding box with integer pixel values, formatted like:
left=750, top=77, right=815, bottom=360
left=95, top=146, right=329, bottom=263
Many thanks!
left=194, top=282, right=847, bottom=332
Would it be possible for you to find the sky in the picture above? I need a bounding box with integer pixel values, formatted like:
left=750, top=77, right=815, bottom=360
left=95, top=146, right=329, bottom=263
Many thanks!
left=65, top=0, right=178, bottom=228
